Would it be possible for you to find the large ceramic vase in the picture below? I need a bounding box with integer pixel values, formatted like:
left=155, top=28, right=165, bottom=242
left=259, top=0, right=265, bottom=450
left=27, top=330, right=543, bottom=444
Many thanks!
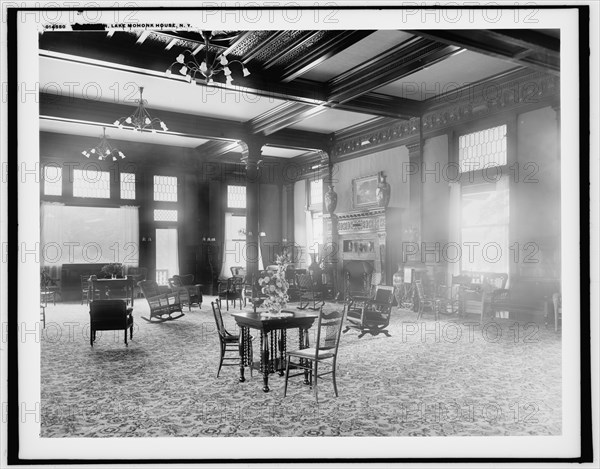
left=376, top=173, right=391, bottom=208
left=324, top=185, right=338, bottom=214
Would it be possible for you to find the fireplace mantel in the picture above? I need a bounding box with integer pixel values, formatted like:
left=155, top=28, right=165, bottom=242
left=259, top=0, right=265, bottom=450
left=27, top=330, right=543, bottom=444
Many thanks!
left=323, top=207, right=404, bottom=292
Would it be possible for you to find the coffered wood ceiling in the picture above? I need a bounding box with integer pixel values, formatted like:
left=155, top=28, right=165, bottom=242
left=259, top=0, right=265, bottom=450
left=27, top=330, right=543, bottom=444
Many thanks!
left=38, top=28, right=559, bottom=163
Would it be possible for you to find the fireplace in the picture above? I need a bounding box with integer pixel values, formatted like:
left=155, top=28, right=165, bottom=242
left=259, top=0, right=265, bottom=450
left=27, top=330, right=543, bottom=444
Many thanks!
left=324, top=207, right=403, bottom=296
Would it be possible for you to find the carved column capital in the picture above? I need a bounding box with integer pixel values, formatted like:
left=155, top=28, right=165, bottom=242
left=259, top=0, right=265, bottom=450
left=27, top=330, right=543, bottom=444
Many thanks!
left=406, top=141, right=422, bottom=159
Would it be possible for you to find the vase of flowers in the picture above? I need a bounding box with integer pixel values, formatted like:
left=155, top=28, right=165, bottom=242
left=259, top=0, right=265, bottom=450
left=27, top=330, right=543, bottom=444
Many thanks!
left=258, top=254, right=290, bottom=315
left=101, top=263, right=123, bottom=279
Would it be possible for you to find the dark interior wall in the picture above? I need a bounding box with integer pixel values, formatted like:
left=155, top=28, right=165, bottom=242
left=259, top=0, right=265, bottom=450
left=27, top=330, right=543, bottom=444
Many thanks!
left=515, top=106, right=560, bottom=279
left=259, top=183, right=282, bottom=265
left=421, top=134, right=450, bottom=245
left=39, top=131, right=209, bottom=282
left=334, top=146, right=410, bottom=213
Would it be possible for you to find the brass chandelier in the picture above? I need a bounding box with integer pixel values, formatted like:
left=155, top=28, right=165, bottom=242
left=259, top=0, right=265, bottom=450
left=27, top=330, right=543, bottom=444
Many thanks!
left=81, top=127, right=125, bottom=161
left=113, top=86, right=168, bottom=132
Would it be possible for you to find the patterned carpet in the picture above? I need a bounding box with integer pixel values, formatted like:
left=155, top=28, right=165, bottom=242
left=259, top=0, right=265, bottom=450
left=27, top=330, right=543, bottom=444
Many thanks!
left=40, top=297, right=562, bottom=437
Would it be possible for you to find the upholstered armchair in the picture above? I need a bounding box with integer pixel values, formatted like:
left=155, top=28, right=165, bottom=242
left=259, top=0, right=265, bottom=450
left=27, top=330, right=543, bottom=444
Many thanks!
left=89, top=299, right=134, bottom=346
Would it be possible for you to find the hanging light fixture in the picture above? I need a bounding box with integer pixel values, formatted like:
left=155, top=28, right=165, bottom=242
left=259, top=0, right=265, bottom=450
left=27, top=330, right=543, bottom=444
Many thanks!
left=113, top=86, right=168, bottom=132
left=81, top=127, right=125, bottom=161
left=166, top=30, right=250, bottom=85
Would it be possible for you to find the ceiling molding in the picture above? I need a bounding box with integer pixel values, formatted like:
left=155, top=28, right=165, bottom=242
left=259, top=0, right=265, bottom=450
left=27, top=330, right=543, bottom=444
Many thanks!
left=249, top=101, right=327, bottom=136
left=331, top=69, right=560, bottom=160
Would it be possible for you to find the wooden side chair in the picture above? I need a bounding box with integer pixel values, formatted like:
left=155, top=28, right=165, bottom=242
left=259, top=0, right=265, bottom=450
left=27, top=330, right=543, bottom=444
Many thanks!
left=284, top=307, right=345, bottom=404
left=89, top=299, right=134, bottom=347
left=40, top=269, right=60, bottom=306
left=217, top=277, right=243, bottom=311
left=138, top=280, right=184, bottom=323
left=211, top=301, right=252, bottom=378
left=415, top=280, right=440, bottom=321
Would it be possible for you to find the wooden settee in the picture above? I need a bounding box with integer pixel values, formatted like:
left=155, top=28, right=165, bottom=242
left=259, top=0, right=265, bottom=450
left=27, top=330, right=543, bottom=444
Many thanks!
left=489, top=277, right=560, bottom=325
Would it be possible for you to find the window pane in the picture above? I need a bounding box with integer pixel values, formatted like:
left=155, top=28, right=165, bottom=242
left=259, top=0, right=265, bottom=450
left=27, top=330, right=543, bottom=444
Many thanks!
left=43, top=165, right=62, bottom=196
left=227, top=185, right=246, bottom=209
left=461, top=225, right=509, bottom=273
left=310, top=179, right=323, bottom=206
left=154, top=175, right=178, bottom=202
left=459, top=124, right=507, bottom=172
left=120, top=172, right=136, bottom=199
left=461, top=185, right=509, bottom=227
left=154, top=209, right=178, bottom=222
left=156, top=228, right=178, bottom=285
left=73, top=169, right=110, bottom=198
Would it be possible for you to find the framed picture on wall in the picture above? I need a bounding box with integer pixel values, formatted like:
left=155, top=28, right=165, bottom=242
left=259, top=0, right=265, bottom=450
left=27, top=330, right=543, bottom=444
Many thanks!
left=352, top=174, right=379, bottom=209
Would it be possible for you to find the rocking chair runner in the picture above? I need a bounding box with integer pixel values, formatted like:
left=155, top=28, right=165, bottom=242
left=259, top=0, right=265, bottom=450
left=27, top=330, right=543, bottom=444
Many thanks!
left=344, top=285, right=394, bottom=337
left=296, top=272, right=324, bottom=311
left=137, top=280, right=185, bottom=322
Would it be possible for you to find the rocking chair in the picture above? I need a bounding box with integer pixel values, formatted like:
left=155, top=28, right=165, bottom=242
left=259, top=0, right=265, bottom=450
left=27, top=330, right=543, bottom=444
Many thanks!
left=296, top=272, right=324, bottom=311
left=344, top=285, right=394, bottom=337
left=137, top=280, right=185, bottom=323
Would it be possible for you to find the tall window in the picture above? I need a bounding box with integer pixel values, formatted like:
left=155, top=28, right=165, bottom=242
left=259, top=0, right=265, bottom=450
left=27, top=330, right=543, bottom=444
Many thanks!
left=461, top=182, right=509, bottom=273
left=43, top=165, right=62, bottom=196
left=307, top=179, right=323, bottom=259
left=309, top=179, right=323, bottom=207
left=458, top=124, right=509, bottom=273
left=73, top=168, right=110, bottom=198
left=227, top=185, right=246, bottom=209
left=458, top=124, right=507, bottom=172
left=155, top=228, right=179, bottom=285
left=154, top=175, right=178, bottom=202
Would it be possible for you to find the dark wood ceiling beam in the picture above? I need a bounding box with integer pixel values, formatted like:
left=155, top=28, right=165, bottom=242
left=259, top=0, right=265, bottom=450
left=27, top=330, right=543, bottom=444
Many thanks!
left=408, top=30, right=559, bottom=75
left=278, top=30, right=375, bottom=83
left=328, top=38, right=462, bottom=104
left=334, top=92, right=423, bottom=119
left=266, top=128, right=330, bottom=151
left=262, top=31, right=317, bottom=70
left=249, top=101, right=328, bottom=136
left=40, top=93, right=246, bottom=141
left=488, top=29, right=560, bottom=54
left=198, top=140, right=241, bottom=162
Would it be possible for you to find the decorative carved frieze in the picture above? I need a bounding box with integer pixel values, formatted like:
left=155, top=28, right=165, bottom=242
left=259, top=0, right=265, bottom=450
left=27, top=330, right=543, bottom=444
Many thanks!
left=336, top=209, right=387, bottom=234
left=331, top=70, right=560, bottom=159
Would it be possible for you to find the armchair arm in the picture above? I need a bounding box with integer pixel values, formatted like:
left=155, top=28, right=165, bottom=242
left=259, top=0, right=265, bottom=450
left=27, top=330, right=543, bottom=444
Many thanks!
left=490, top=288, right=510, bottom=303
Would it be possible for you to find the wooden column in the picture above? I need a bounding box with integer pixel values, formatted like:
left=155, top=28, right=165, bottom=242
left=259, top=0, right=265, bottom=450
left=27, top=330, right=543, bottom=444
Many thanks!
left=407, top=141, right=423, bottom=242
left=241, top=138, right=263, bottom=276
left=283, top=183, right=295, bottom=245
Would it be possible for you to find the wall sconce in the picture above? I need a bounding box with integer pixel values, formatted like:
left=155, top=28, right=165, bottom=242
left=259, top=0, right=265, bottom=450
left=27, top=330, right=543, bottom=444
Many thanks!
left=142, top=236, right=152, bottom=242
left=259, top=232, right=266, bottom=237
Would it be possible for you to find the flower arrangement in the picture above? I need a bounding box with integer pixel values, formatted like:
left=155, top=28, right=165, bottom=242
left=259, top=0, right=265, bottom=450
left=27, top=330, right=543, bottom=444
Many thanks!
left=101, top=263, right=123, bottom=278
left=258, top=254, right=290, bottom=315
